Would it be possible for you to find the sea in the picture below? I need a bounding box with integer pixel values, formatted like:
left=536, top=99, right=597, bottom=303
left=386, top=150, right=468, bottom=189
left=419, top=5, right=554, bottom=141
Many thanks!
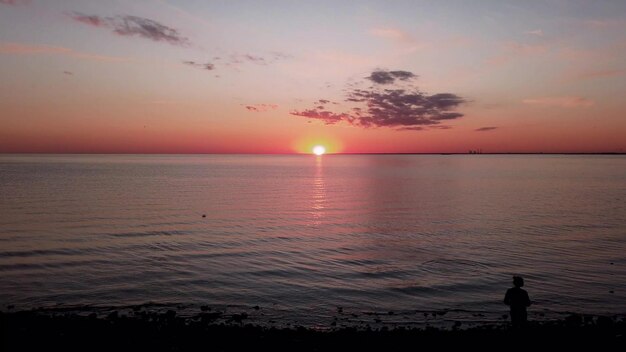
left=1, top=154, right=625, bottom=328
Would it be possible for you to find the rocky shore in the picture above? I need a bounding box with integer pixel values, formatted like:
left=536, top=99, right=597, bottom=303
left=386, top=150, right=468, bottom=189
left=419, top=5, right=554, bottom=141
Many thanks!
left=2, top=308, right=625, bottom=351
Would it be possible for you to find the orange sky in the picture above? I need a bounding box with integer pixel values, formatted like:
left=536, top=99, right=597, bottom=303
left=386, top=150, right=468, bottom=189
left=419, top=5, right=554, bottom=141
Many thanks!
left=1, top=1, right=625, bottom=153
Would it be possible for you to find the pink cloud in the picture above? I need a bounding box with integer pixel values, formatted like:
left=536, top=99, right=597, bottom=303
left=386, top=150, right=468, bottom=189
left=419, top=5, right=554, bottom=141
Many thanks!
left=561, top=68, right=625, bottom=83
left=368, top=26, right=439, bottom=53
left=583, top=19, right=625, bottom=29
left=487, top=42, right=548, bottom=66
left=524, top=29, right=543, bottom=36
left=245, top=104, right=279, bottom=112
left=522, top=96, right=594, bottom=108
left=0, top=42, right=129, bottom=62
left=0, top=0, right=30, bottom=5
left=369, top=27, right=414, bottom=43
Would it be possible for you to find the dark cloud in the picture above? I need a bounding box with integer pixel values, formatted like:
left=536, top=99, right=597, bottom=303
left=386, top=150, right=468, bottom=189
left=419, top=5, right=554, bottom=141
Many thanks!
left=475, top=127, right=498, bottom=132
left=113, top=16, right=188, bottom=45
left=183, top=61, right=215, bottom=71
left=291, top=69, right=466, bottom=130
left=396, top=126, right=425, bottom=131
left=70, top=13, right=189, bottom=46
left=366, top=69, right=417, bottom=84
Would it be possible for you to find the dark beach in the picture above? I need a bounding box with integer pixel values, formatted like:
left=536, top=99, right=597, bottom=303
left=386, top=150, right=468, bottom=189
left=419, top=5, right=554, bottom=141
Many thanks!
left=2, top=307, right=625, bottom=351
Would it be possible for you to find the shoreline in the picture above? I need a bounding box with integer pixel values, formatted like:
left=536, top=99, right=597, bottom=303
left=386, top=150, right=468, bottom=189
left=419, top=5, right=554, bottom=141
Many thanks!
left=2, top=309, right=625, bottom=350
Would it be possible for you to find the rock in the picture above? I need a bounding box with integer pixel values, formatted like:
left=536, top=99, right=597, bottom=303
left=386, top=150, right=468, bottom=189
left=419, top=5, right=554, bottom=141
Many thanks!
left=253, top=305, right=260, bottom=310
left=200, top=312, right=222, bottom=323
left=597, top=316, right=613, bottom=328
left=200, top=305, right=210, bottom=312
left=232, top=313, right=248, bottom=323
left=565, top=314, right=583, bottom=327
left=107, top=311, right=119, bottom=320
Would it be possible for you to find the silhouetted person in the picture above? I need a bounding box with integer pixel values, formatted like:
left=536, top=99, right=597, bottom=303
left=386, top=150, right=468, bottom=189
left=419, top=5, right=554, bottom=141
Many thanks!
left=504, top=276, right=531, bottom=328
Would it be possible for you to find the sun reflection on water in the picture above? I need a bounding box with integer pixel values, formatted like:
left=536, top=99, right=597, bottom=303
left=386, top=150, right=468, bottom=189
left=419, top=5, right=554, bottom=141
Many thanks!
left=311, top=156, right=326, bottom=223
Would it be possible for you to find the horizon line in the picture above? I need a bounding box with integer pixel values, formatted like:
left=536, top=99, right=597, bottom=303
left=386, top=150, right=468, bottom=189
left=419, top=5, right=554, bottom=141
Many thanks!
left=1, top=152, right=625, bottom=156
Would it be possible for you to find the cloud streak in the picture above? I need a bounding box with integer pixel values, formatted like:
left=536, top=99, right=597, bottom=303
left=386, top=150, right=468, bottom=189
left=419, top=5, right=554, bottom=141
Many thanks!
left=0, top=42, right=129, bottom=62
left=523, top=96, right=594, bottom=108
left=219, top=52, right=292, bottom=67
left=0, top=0, right=30, bottom=5
left=183, top=60, right=215, bottom=71
left=369, top=27, right=414, bottom=43
left=291, top=69, right=466, bottom=130
left=475, top=127, right=498, bottom=132
left=524, top=29, right=543, bottom=36
left=70, top=13, right=189, bottom=46
left=487, top=42, right=548, bottom=66
left=562, top=68, right=625, bottom=83
left=245, top=104, right=278, bottom=112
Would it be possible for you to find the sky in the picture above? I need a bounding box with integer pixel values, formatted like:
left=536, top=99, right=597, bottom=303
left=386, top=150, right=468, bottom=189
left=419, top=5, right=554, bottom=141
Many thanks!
left=1, top=0, right=625, bottom=154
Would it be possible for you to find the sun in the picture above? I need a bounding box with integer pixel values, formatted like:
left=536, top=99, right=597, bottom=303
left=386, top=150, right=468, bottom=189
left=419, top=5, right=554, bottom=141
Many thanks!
left=312, top=145, right=326, bottom=156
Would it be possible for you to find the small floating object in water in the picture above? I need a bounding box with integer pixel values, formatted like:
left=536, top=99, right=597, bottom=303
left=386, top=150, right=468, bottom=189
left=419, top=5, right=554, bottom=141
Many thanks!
left=202, top=214, right=206, bottom=218
left=610, top=290, right=614, bottom=294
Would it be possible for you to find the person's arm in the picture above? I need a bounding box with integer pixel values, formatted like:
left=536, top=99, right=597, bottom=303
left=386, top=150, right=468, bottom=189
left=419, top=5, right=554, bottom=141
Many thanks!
left=504, top=289, right=511, bottom=306
left=525, top=292, right=531, bottom=307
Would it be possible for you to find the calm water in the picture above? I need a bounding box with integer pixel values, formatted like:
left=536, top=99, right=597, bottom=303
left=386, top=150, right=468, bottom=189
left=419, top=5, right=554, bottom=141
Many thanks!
left=1, top=155, right=625, bottom=327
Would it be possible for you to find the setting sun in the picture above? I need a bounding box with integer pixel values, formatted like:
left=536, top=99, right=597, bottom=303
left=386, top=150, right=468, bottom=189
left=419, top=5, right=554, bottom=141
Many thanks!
left=312, top=145, right=326, bottom=156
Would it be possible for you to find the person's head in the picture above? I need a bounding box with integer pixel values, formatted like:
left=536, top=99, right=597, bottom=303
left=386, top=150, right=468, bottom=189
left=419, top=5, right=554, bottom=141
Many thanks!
left=513, top=276, right=524, bottom=288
